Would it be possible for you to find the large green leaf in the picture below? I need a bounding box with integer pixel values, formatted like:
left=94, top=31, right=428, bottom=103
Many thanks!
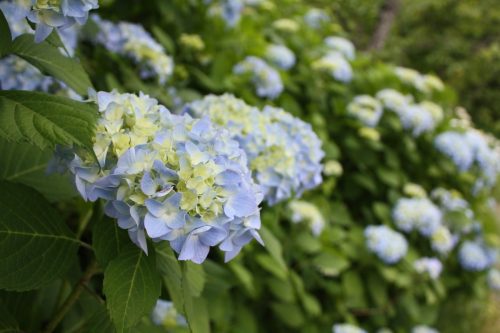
left=0, top=181, right=79, bottom=291
left=181, top=263, right=210, bottom=333
left=92, top=216, right=130, bottom=268
left=0, top=300, right=20, bottom=333
left=155, top=243, right=184, bottom=311
left=103, top=245, right=161, bottom=332
left=11, top=34, right=93, bottom=95
left=0, top=9, right=12, bottom=57
left=0, top=140, right=76, bottom=201
left=0, top=90, right=97, bottom=150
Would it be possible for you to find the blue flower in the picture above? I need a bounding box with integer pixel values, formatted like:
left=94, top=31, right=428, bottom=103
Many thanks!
left=92, top=15, right=174, bottom=84
left=435, top=131, right=475, bottom=172
left=266, top=44, right=296, bottom=70
left=332, top=323, right=367, bottom=333
left=312, top=52, right=353, bottom=83
left=233, top=56, right=284, bottom=99
left=55, top=91, right=263, bottom=263
left=304, top=8, right=329, bottom=29
left=27, top=0, right=98, bottom=42
left=458, top=240, right=497, bottom=271
left=324, top=36, right=355, bottom=60
left=0, top=1, right=32, bottom=38
left=151, top=299, right=187, bottom=328
left=364, top=225, right=408, bottom=264
left=392, top=198, right=442, bottom=237
left=413, top=257, right=442, bottom=279
left=411, top=326, right=439, bottom=333
left=487, top=269, right=500, bottom=291
left=185, top=94, right=324, bottom=205
left=288, top=200, right=325, bottom=236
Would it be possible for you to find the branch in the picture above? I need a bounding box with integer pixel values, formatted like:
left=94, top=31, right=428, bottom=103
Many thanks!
left=368, top=0, right=401, bottom=51
left=42, top=260, right=99, bottom=333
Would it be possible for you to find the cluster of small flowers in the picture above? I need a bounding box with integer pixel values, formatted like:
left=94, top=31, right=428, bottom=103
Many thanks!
left=25, top=0, right=98, bottom=42
left=151, top=300, right=187, bottom=328
left=304, top=8, right=329, bottom=29
left=312, top=36, right=355, bottom=83
left=431, top=188, right=476, bottom=233
left=458, top=240, right=497, bottom=271
left=487, top=269, right=500, bottom=290
left=265, top=44, right=296, bottom=70
left=413, top=257, right=443, bottom=279
left=376, top=89, right=443, bottom=137
left=272, top=18, right=300, bottom=33
left=392, top=197, right=443, bottom=236
left=233, top=56, right=284, bottom=99
left=332, top=323, right=367, bottom=333
left=430, top=225, right=456, bottom=254
left=412, top=326, right=440, bottom=333
left=364, top=225, right=408, bottom=264
left=346, top=95, right=383, bottom=127
left=288, top=200, right=325, bottom=236
left=435, top=129, right=500, bottom=190
left=0, top=2, right=80, bottom=98
left=394, top=67, right=445, bottom=94
left=184, top=94, right=324, bottom=205
left=206, top=0, right=244, bottom=27
left=55, top=91, right=263, bottom=263
left=92, top=15, right=174, bottom=84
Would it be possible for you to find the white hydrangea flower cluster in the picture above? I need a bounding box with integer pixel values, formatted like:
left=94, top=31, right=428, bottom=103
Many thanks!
left=265, top=44, right=296, bottom=70
left=151, top=300, right=187, bottom=328
left=458, top=240, right=497, bottom=271
left=376, top=89, right=443, bottom=137
left=411, top=326, right=440, bottom=333
left=394, top=67, right=445, bottom=94
left=431, top=188, right=474, bottom=217
left=288, top=200, right=325, bottom=236
left=92, top=15, right=174, bottom=84
left=392, top=198, right=443, bottom=237
left=272, top=18, right=300, bottom=33
left=346, top=95, right=383, bottom=127
left=430, top=225, right=456, bottom=254
left=414, top=257, right=443, bottom=279
left=364, top=225, right=408, bottom=264
left=27, top=0, right=98, bottom=42
left=332, top=323, right=367, bottom=333
left=435, top=129, right=500, bottom=190
left=233, top=56, right=284, bottom=99
left=55, top=91, right=263, bottom=263
left=487, top=269, right=500, bottom=290
left=184, top=94, right=324, bottom=205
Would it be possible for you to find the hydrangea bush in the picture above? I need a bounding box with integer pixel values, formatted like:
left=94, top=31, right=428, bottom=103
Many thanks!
left=0, top=1, right=498, bottom=333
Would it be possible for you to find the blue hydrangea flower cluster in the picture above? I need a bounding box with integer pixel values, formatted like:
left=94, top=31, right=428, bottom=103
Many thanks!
left=364, top=225, right=408, bottom=264
left=312, top=51, right=353, bottom=83
left=332, top=323, right=367, bottom=333
left=184, top=94, right=324, bottom=205
left=55, top=91, right=263, bottom=264
left=266, top=44, right=296, bottom=70
left=411, top=326, right=440, bottom=333
left=435, top=130, right=500, bottom=190
left=304, top=8, right=329, bottom=29
left=206, top=0, right=245, bottom=27
left=346, top=95, right=383, bottom=127
left=324, top=36, right=356, bottom=60
left=458, top=240, right=497, bottom=271
left=288, top=200, right=325, bottom=236
left=487, top=269, right=500, bottom=290
left=151, top=300, right=187, bottom=328
left=27, top=0, right=98, bottom=42
left=413, top=257, right=443, bottom=279
left=375, top=89, right=442, bottom=137
left=92, top=15, right=174, bottom=84
left=233, top=56, right=284, bottom=99
left=392, top=198, right=443, bottom=237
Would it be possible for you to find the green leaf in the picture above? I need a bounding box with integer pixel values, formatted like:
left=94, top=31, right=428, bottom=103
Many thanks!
left=312, top=250, right=350, bottom=277
left=11, top=34, right=93, bottom=95
left=155, top=243, right=184, bottom=311
left=92, top=216, right=130, bottom=268
left=0, top=299, right=20, bottom=333
left=182, top=269, right=210, bottom=333
left=103, top=245, right=161, bottom=332
left=0, top=9, right=12, bottom=57
left=0, top=181, right=79, bottom=291
left=184, top=262, right=205, bottom=298
left=0, top=90, right=97, bottom=150
left=0, top=139, right=76, bottom=201
left=259, top=226, right=287, bottom=272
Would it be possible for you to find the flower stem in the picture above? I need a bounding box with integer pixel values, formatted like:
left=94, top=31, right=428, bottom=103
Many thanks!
left=42, top=260, right=99, bottom=333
